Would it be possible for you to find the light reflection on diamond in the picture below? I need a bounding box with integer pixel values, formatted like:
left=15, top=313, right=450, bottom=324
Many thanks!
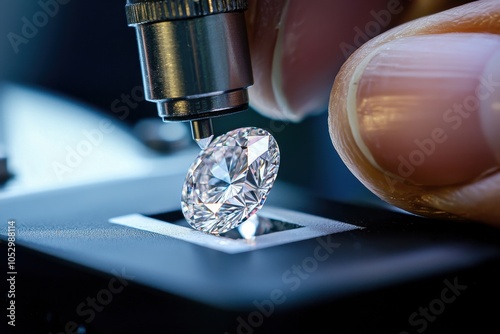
left=181, top=127, right=280, bottom=235
left=238, top=214, right=260, bottom=240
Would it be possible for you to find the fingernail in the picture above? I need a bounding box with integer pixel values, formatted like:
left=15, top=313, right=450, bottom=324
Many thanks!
left=481, top=48, right=500, bottom=164
left=348, top=33, right=500, bottom=186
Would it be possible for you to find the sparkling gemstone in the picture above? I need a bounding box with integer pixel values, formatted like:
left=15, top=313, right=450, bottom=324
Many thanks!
left=181, top=127, right=280, bottom=235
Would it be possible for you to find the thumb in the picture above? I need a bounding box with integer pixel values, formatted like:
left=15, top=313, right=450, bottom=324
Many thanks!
left=329, top=0, right=500, bottom=225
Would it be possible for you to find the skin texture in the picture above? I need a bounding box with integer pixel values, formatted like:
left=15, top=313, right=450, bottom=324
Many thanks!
left=353, top=34, right=500, bottom=186
left=247, top=0, right=500, bottom=226
left=330, top=1, right=500, bottom=225
left=246, top=0, right=390, bottom=120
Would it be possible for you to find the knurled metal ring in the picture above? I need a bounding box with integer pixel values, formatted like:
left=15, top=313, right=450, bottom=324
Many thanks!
left=126, top=0, right=249, bottom=25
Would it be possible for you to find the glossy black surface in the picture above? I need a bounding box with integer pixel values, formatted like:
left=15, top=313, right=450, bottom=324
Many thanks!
left=1, top=175, right=500, bottom=334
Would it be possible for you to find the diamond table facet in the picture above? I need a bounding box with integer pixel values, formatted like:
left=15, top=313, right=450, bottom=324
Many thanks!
left=181, top=127, right=280, bottom=235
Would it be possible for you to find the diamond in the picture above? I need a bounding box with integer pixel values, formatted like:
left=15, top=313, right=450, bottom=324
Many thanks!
left=181, top=127, right=280, bottom=235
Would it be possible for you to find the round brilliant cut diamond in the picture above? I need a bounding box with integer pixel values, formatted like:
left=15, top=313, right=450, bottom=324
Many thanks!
left=181, top=127, right=280, bottom=235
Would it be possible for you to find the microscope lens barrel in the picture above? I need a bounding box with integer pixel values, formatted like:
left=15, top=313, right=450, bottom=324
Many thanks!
left=125, top=0, right=254, bottom=129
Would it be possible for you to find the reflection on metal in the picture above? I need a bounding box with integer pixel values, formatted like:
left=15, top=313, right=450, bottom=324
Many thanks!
left=126, top=0, right=253, bottom=141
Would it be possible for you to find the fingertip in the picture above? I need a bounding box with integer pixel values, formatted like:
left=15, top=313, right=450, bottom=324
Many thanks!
left=247, top=0, right=391, bottom=120
left=329, top=0, right=500, bottom=225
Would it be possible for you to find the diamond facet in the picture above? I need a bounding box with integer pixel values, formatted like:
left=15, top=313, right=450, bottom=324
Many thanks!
left=181, top=127, right=280, bottom=235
